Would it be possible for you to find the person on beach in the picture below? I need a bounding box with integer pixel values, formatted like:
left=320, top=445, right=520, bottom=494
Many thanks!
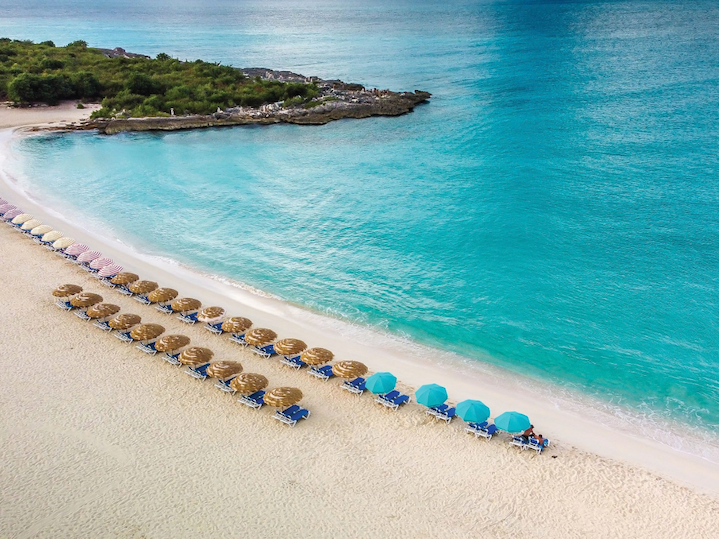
left=521, top=425, right=535, bottom=441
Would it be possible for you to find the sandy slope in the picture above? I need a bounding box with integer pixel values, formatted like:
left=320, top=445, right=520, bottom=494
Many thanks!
left=2, top=215, right=719, bottom=539
left=0, top=101, right=99, bottom=129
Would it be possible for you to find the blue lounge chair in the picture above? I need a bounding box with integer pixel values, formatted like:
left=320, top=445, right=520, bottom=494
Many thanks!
left=114, top=330, right=134, bottom=343
left=93, top=319, right=112, bottom=331
left=214, top=377, right=237, bottom=393
left=464, top=421, right=496, bottom=439
left=136, top=341, right=158, bottom=355
left=279, top=355, right=306, bottom=369
left=376, top=390, right=411, bottom=411
left=162, top=351, right=182, bottom=366
left=117, top=285, right=134, bottom=296
left=307, top=365, right=334, bottom=380
left=55, top=300, right=73, bottom=311
left=134, top=294, right=151, bottom=305
left=74, top=309, right=91, bottom=321
left=528, top=438, right=550, bottom=453
left=204, top=321, right=224, bottom=335
left=251, top=343, right=275, bottom=358
left=426, top=404, right=449, bottom=418
left=435, top=406, right=456, bottom=424
left=238, top=390, right=265, bottom=409
left=185, top=362, right=211, bottom=380
left=273, top=405, right=310, bottom=427
left=510, top=436, right=529, bottom=450
left=177, top=311, right=198, bottom=324
left=155, top=303, right=173, bottom=314
left=229, top=333, right=248, bottom=346
left=340, top=377, right=366, bottom=395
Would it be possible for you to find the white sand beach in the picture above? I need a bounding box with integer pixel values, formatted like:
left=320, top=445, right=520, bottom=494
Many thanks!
left=2, top=110, right=719, bottom=538
left=0, top=101, right=99, bottom=130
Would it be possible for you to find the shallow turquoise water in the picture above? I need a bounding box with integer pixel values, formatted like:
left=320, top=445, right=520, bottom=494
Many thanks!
left=3, top=1, right=719, bottom=433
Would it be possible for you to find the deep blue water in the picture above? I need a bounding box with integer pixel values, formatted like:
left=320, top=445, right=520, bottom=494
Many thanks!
left=2, top=0, right=719, bottom=433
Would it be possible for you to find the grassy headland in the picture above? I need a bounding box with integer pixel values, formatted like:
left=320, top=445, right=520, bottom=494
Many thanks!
left=0, top=39, right=319, bottom=118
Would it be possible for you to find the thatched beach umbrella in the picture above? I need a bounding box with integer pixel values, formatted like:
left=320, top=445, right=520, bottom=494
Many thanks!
left=331, top=360, right=368, bottom=379
left=274, top=338, right=308, bottom=357
left=155, top=334, right=191, bottom=352
left=30, top=225, right=53, bottom=237
left=300, top=347, right=334, bottom=366
left=264, top=387, right=303, bottom=409
left=221, top=317, right=252, bottom=334
left=52, top=284, right=83, bottom=298
left=244, top=328, right=277, bottom=346
left=21, top=219, right=41, bottom=231
left=130, top=323, right=165, bottom=341
left=108, top=313, right=141, bottom=330
left=229, top=372, right=268, bottom=394
left=171, top=298, right=201, bottom=313
left=41, top=230, right=63, bottom=243
left=128, top=280, right=158, bottom=294
left=147, top=288, right=178, bottom=304
left=111, top=272, right=139, bottom=285
left=52, top=237, right=75, bottom=250
left=178, top=346, right=214, bottom=366
left=86, top=303, right=120, bottom=319
left=206, top=361, right=243, bottom=380
left=11, top=213, right=33, bottom=225
left=198, top=306, right=225, bottom=322
left=70, top=292, right=103, bottom=308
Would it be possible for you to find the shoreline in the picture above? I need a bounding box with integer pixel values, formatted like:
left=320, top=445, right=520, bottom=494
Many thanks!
left=3, top=121, right=719, bottom=498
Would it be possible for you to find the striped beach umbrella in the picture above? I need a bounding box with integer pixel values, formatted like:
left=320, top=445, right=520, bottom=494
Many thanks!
left=171, top=298, right=201, bottom=313
left=30, top=225, right=53, bottom=237
left=21, top=219, right=42, bottom=231
left=86, top=303, right=121, bottom=319
left=264, top=387, right=303, bottom=408
left=494, top=411, right=531, bottom=433
left=11, top=213, right=33, bottom=225
left=89, top=257, right=114, bottom=270
left=148, top=288, right=178, bottom=303
left=52, top=284, right=83, bottom=297
left=77, top=250, right=101, bottom=263
left=0, top=204, right=17, bottom=215
left=230, top=373, right=268, bottom=394
left=332, top=360, right=368, bottom=379
left=3, top=208, right=23, bottom=221
left=244, top=328, right=277, bottom=346
left=0, top=198, right=7, bottom=205
left=52, top=237, right=75, bottom=250
left=97, top=264, right=123, bottom=278
left=64, top=243, right=89, bottom=256
left=206, top=361, right=243, bottom=380
left=300, top=347, right=334, bottom=366
left=365, top=372, right=397, bottom=395
left=415, top=384, right=448, bottom=408
left=197, top=306, right=225, bottom=323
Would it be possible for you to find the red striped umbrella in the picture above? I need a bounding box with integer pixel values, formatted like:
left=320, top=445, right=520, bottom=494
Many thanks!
left=98, top=264, right=123, bottom=278
left=0, top=204, right=18, bottom=216
left=77, top=250, right=101, bottom=263
left=65, top=244, right=89, bottom=256
left=3, top=208, right=22, bottom=221
left=89, top=257, right=113, bottom=270
left=0, top=198, right=7, bottom=205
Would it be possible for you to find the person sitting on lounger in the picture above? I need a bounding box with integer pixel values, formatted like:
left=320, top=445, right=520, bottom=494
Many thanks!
left=535, top=434, right=545, bottom=446
left=521, top=425, right=535, bottom=441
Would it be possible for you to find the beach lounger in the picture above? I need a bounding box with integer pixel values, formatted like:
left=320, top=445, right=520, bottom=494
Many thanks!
left=426, top=404, right=449, bottom=418
left=435, top=406, right=456, bottom=424
left=464, top=421, right=496, bottom=439
left=251, top=343, right=275, bottom=359
left=273, top=405, right=310, bottom=427
left=93, top=319, right=113, bottom=331
left=528, top=438, right=550, bottom=453
left=510, top=436, right=529, bottom=450
left=214, top=377, right=237, bottom=394
left=307, top=365, right=334, bottom=380
left=74, top=309, right=91, bottom=321
left=376, top=390, right=411, bottom=411
left=55, top=299, right=74, bottom=311
left=340, top=377, right=366, bottom=395
left=114, top=330, right=134, bottom=343
left=162, top=351, right=182, bottom=366
left=136, top=341, right=158, bottom=355
left=185, top=362, right=211, bottom=380
left=177, top=311, right=198, bottom=324
left=155, top=303, right=173, bottom=314
left=117, top=285, right=134, bottom=296
left=229, top=333, right=248, bottom=346
left=279, top=355, right=306, bottom=369
left=238, top=390, right=265, bottom=409
left=133, top=294, right=151, bottom=305
left=204, top=321, right=224, bottom=335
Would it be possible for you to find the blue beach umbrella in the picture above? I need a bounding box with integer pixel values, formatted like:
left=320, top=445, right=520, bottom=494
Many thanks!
left=456, top=399, right=490, bottom=423
left=494, top=411, right=531, bottom=433
left=415, top=383, right=448, bottom=408
left=365, top=372, right=397, bottom=395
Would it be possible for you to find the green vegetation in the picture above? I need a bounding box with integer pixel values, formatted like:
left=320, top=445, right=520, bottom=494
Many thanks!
left=0, top=38, right=319, bottom=118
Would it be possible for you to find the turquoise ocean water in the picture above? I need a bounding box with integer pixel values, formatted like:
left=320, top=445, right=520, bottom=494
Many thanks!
left=2, top=1, right=719, bottom=441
